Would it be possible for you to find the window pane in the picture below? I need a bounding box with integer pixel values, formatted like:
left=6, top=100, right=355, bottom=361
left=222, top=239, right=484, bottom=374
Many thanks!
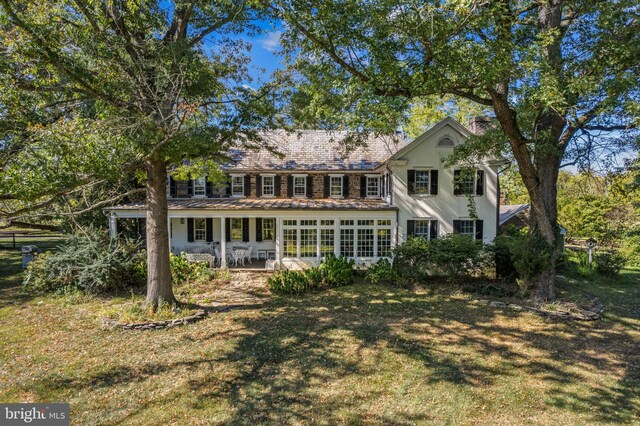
left=321, top=229, right=334, bottom=256
left=377, top=228, right=391, bottom=257
left=321, top=219, right=334, bottom=226
left=232, top=176, right=244, bottom=195
left=301, top=219, right=317, bottom=226
left=300, top=228, right=317, bottom=257
left=194, top=218, right=206, bottom=241
left=294, top=176, right=306, bottom=196
left=378, top=219, right=391, bottom=226
left=357, top=228, right=374, bottom=257
left=414, top=171, right=430, bottom=194
left=262, top=176, right=274, bottom=196
left=358, top=219, right=374, bottom=226
left=262, top=218, right=275, bottom=240
left=283, top=229, right=297, bottom=257
left=194, top=177, right=206, bottom=196
left=340, top=228, right=354, bottom=257
left=460, top=220, right=475, bottom=235
left=231, top=218, right=243, bottom=241
left=340, top=220, right=354, bottom=226
left=330, top=176, right=342, bottom=196
left=414, top=220, right=430, bottom=238
left=366, top=176, right=379, bottom=197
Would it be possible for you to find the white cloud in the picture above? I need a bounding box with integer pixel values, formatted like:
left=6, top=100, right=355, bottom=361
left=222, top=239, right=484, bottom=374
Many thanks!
left=261, top=31, right=282, bottom=52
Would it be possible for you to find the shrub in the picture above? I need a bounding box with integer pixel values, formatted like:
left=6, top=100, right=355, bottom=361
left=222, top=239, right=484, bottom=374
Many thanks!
left=394, top=235, right=484, bottom=283
left=594, top=251, right=627, bottom=277
left=268, top=269, right=314, bottom=294
left=268, top=255, right=355, bottom=294
left=24, top=229, right=145, bottom=294
left=319, top=254, right=355, bottom=287
left=366, top=258, right=397, bottom=285
left=170, top=253, right=211, bottom=285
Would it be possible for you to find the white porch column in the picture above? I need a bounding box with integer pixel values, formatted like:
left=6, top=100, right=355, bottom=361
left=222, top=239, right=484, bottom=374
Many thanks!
left=108, top=213, right=117, bottom=239
left=220, top=217, right=227, bottom=268
left=167, top=217, right=172, bottom=254
left=275, top=217, right=282, bottom=269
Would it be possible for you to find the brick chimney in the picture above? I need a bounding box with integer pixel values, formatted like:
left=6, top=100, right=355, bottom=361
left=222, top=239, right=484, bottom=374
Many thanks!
left=467, top=116, right=493, bottom=135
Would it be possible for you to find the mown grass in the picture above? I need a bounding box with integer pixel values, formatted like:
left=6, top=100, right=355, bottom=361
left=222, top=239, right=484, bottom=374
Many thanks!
left=1, top=247, right=639, bottom=425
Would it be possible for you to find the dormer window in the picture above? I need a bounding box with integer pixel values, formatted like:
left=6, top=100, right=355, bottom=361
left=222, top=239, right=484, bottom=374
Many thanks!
left=330, top=176, right=343, bottom=197
left=231, top=175, right=244, bottom=197
left=193, top=177, right=206, bottom=197
left=293, top=175, right=307, bottom=197
left=366, top=175, right=380, bottom=197
left=262, top=175, right=275, bottom=196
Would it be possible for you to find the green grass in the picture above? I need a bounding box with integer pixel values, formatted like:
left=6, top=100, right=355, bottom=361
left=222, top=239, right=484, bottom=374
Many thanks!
left=1, top=246, right=639, bottom=425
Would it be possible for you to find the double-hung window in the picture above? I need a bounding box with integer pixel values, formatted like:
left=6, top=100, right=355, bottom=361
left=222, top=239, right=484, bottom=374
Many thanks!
left=408, top=219, right=438, bottom=240
left=262, top=218, right=275, bottom=240
left=414, top=171, right=430, bottom=194
left=193, top=177, right=206, bottom=197
left=459, top=220, right=475, bottom=236
left=230, top=218, right=243, bottom=241
left=262, top=175, right=275, bottom=196
left=231, top=175, right=244, bottom=197
left=453, top=219, right=483, bottom=241
left=330, top=176, right=343, bottom=197
left=194, top=218, right=207, bottom=241
left=293, top=176, right=307, bottom=197
left=366, top=176, right=380, bottom=197
left=454, top=169, right=484, bottom=196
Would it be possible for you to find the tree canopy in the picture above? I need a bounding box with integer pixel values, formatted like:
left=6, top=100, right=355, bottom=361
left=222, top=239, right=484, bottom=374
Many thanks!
left=270, top=0, right=640, bottom=300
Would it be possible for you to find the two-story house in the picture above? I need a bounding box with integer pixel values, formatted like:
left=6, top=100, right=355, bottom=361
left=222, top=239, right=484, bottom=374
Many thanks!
left=106, top=117, right=504, bottom=269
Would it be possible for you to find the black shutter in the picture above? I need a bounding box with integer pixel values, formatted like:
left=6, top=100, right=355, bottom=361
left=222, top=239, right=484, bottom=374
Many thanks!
left=475, top=220, right=484, bottom=241
left=287, top=175, right=293, bottom=197
left=242, top=218, right=250, bottom=242
left=430, top=170, right=438, bottom=195
left=275, top=176, right=282, bottom=196
left=453, top=170, right=462, bottom=195
left=324, top=175, right=330, bottom=198
left=206, top=218, right=213, bottom=242
left=256, top=218, right=263, bottom=242
left=169, top=176, right=177, bottom=198
left=407, top=220, right=415, bottom=237
left=225, top=218, right=231, bottom=242
left=343, top=175, right=349, bottom=197
left=244, top=175, right=251, bottom=196
left=407, top=170, right=415, bottom=195
left=187, top=179, right=193, bottom=198
left=306, top=176, right=313, bottom=198
left=225, top=177, right=231, bottom=197
left=206, top=177, right=213, bottom=198
left=360, top=176, right=367, bottom=198
left=453, top=220, right=461, bottom=234
left=256, top=175, right=262, bottom=197
left=476, top=170, right=484, bottom=196
left=430, top=220, right=438, bottom=240
left=187, top=218, right=194, bottom=242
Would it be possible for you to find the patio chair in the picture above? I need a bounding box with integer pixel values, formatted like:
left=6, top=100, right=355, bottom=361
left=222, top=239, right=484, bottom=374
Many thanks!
left=245, top=246, right=253, bottom=264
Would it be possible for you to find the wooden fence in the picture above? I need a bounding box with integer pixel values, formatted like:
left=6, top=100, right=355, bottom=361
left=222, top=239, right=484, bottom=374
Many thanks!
left=0, top=232, right=65, bottom=250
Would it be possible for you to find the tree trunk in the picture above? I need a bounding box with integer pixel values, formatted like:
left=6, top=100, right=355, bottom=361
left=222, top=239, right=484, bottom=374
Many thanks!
left=144, top=154, right=176, bottom=309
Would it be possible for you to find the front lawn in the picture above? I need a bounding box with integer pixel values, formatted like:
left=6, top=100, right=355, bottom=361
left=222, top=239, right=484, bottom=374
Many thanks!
left=0, top=248, right=639, bottom=425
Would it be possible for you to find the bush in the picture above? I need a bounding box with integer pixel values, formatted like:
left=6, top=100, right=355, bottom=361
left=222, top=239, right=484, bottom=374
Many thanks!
left=594, top=251, right=627, bottom=277
left=24, top=229, right=145, bottom=294
left=366, top=258, right=397, bottom=285
left=170, top=253, right=211, bottom=285
left=268, top=255, right=355, bottom=294
left=319, top=254, right=355, bottom=287
left=393, top=235, right=484, bottom=283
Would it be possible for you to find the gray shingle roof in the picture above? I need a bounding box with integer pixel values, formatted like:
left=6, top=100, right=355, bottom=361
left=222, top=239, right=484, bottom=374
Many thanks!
left=499, top=204, right=530, bottom=225
left=107, top=198, right=397, bottom=211
left=224, top=130, right=406, bottom=171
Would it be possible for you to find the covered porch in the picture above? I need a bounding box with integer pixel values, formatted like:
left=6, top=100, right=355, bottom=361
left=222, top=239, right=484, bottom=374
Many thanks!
left=106, top=198, right=398, bottom=270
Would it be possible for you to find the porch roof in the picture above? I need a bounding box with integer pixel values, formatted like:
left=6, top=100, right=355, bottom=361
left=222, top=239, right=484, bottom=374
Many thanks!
left=106, top=198, right=398, bottom=212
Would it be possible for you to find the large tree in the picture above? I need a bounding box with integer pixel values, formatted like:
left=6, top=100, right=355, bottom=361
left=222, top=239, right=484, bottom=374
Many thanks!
left=269, top=0, right=639, bottom=300
left=0, top=0, right=281, bottom=308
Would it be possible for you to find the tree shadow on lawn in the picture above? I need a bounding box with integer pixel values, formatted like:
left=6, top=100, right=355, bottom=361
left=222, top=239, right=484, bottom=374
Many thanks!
left=115, top=284, right=636, bottom=424
left=25, top=282, right=640, bottom=425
